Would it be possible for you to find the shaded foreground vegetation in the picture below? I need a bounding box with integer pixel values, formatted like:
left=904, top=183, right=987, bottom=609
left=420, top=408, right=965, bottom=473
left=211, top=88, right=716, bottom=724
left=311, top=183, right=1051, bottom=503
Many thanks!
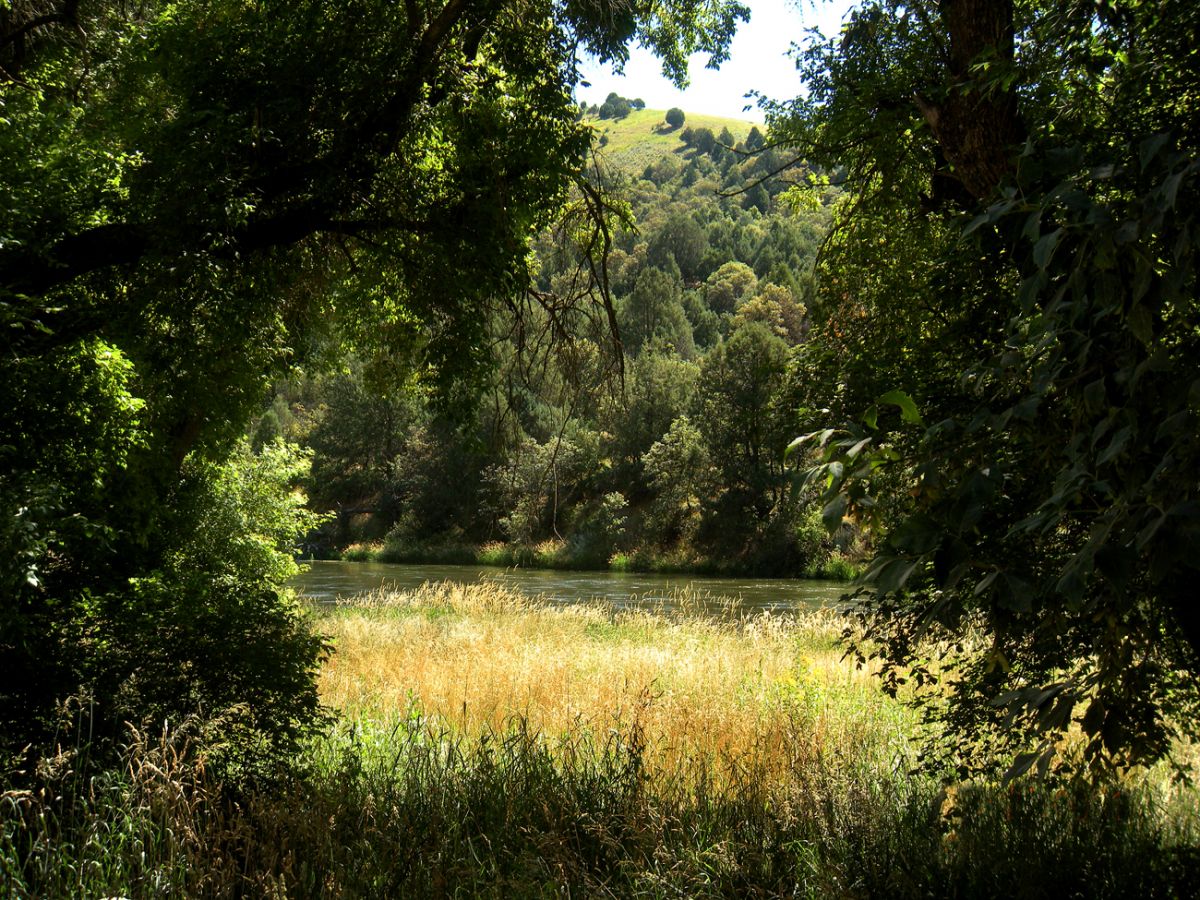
left=5, top=584, right=1197, bottom=898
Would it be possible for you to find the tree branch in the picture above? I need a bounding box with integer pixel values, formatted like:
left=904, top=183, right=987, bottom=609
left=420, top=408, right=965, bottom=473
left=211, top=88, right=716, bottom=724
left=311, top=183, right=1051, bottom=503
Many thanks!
left=0, top=207, right=443, bottom=301
left=3, top=0, right=492, bottom=302
left=0, top=0, right=80, bottom=52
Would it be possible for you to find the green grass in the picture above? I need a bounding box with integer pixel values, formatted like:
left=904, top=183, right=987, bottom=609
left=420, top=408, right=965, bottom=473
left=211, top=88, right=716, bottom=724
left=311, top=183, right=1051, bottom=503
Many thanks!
left=5, top=712, right=1198, bottom=898
left=585, top=108, right=759, bottom=174
left=804, top=553, right=863, bottom=581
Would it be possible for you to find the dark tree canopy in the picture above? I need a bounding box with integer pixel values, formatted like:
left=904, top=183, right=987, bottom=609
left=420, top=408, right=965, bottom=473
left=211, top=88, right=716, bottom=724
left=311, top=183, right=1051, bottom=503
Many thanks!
left=780, top=0, right=1200, bottom=777
left=0, top=0, right=746, bottom=767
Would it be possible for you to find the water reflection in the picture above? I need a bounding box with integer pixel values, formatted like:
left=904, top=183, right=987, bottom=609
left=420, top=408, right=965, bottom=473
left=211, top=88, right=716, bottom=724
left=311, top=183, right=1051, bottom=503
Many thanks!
left=291, top=559, right=850, bottom=615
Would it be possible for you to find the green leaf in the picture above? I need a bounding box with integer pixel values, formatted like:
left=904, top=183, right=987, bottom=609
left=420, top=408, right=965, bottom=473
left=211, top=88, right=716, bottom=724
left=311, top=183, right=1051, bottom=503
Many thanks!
left=962, top=211, right=991, bottom=237
left=1139, top=133, right=1169, bottom=171
left=1136, top=513, right=1166, bottom=550
left=1161, top=171, right=1184, bottom=211
left=784, top=435, right=808, bottom=458
left=846, top=437, right=872, bottom=459
left=874, top=557, right=918, bottom=594
left=877, top=389, right=922, bottom=426
left=1127, top=305, right=1153, bottom=344
left=787, top=429, right=834, bottom=457
left=1032, top=227, right=1063, bottom=269
left=1022, top=209, right=1042, bottom=241
left=973, top=571, right=999, bottom=596
left=822, top=495, right=847, bottom=531
left=1004, top=751, right=1039, bottom=782
left=1082, top=378, right=1106, bottom=412
left=1097, top=425, right=1132, bottom=465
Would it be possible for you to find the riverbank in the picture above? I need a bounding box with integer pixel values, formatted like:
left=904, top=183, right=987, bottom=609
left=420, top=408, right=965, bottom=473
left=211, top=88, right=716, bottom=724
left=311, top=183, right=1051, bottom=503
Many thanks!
left=340, top=537, right=864, bottom=581
left=291, top=558, right=852, bottom=610
left=7, top=583, right=1198, bottom=897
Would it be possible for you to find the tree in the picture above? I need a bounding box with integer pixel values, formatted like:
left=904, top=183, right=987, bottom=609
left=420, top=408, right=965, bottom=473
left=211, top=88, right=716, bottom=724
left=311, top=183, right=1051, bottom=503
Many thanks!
left=703, top=261, right=757, bottom=314
left=693, top=322, right=791, bottom=525
left=387, top=419, right=489, bottom=543
left=691, top=126, right=716, bottom=155
left=779, top=0, right=1200, bottom=776
left=599, top=91, right=632, bottom=119
left=736, top=283, right=806, bottom=343
left=484, top=424, right=600, bottom=545
left=305, top=369, right=418, bottom=515
left=0, top=0, right=748, bottom=766
left=647, top=212, right=709, bottom=281
left=602, top=348, right=699, bottom=488
left=743, top=183, right=770, bottom=214
left=617, top=268, right=695, bottom=358
left=666, top=107, right=686, bottom=128
left=643, top=415, right=713, bottom=541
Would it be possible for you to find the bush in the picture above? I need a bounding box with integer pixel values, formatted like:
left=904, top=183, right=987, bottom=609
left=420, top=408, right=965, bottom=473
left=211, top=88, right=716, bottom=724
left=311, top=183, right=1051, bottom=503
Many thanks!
left=110, top=440, right=331, bottom=778
left=2, top=439, right=331, bottom=780
left=665, top=107, right=685, bottom=128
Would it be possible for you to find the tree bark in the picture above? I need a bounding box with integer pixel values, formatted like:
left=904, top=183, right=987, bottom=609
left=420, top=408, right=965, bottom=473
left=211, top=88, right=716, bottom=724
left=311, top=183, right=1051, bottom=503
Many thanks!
left=916, top=0, right=1024, bottom=201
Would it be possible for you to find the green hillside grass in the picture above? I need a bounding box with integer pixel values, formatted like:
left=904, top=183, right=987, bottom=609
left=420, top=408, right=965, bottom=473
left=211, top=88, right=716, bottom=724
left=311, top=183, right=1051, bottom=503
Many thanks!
left=585, top=108, right=760, bottom=174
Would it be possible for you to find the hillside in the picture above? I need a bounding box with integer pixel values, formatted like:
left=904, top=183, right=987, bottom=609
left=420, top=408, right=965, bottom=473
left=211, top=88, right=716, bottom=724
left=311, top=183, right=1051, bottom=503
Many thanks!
left=584, top=108, right=760, bottom=174
left=263, top=98, right=838, bottom=577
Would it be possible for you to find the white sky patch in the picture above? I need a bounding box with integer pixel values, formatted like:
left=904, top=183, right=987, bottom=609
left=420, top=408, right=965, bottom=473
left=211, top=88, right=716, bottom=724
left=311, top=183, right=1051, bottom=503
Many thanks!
left=576, top=0, right=855, bottom=121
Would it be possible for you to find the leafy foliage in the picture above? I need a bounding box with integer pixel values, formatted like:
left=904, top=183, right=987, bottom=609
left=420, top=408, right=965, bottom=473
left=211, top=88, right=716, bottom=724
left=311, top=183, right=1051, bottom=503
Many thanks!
left=0, top=0, right=747, bottom=766
left=779, top=0, right=1200, bottom=775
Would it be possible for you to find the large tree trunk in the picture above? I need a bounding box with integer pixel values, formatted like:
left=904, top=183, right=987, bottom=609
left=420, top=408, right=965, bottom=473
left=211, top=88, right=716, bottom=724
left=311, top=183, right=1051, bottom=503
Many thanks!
left=916, top=0, right=1024, bottom=200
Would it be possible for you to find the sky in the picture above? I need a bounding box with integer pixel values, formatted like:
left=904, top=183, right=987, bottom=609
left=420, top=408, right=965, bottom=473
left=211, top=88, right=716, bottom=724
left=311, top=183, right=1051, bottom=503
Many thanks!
left=576, top=0, right=854, bottom=121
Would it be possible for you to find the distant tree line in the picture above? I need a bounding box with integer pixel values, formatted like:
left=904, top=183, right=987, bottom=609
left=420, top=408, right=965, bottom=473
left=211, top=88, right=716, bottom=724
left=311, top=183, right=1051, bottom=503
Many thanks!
left=263, top=128, right=842, bottom=575
left=580, top=92, right=647, bottom=121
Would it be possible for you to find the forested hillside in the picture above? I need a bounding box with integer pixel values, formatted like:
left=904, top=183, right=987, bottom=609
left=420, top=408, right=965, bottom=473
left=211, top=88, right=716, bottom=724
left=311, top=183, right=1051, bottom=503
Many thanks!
left=259, top=106, right=850, bottom=575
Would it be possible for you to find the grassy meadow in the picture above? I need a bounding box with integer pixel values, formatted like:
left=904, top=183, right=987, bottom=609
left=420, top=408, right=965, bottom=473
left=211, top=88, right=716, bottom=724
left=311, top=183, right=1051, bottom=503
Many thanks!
left=582, top=108, right=758, bottom=174
left=319, top=582, right=906, bottom=780
left=4, top=582, right=1199, bottom=897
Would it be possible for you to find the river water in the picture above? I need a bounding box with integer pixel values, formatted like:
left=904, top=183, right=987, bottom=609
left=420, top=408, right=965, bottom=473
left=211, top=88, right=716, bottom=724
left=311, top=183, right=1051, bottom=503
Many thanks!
left=291, top=559, right=851, bottom=615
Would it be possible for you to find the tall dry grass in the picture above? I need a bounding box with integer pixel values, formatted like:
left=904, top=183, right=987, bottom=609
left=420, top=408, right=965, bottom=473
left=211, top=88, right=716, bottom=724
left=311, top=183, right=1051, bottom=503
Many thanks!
left=316, top=581, right=914, bottom=782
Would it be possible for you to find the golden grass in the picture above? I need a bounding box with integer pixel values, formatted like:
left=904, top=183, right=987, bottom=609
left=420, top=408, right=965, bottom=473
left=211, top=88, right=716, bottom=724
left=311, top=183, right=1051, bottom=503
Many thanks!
left=315, top=581, right=915, bottom=780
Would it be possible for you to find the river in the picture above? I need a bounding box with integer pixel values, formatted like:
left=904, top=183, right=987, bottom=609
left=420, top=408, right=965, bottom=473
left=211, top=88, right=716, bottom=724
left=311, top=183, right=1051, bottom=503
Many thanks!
left=291, top=559, right=852, bottom=615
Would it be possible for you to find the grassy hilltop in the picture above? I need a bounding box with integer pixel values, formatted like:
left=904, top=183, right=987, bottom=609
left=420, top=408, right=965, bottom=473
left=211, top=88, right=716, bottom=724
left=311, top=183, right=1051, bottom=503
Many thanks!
left=583, top=107, right=760, bottom=174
